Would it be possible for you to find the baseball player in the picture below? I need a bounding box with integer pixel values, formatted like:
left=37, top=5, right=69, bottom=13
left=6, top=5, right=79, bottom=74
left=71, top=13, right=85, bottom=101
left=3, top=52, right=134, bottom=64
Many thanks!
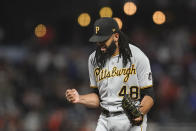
left=65, top=17, right=154, bottom=131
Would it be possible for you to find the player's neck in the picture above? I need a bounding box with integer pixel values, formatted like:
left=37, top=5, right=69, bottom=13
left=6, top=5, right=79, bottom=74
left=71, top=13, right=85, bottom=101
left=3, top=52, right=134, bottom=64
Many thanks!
left=112, top=47, right=119, bottom=56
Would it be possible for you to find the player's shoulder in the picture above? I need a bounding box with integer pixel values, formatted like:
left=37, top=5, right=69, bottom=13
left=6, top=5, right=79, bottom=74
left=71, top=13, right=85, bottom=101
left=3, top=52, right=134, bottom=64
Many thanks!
left=89, top=51, right=96, bottom=59
left=129, top=43, right=144, bottom=56
left=128, top=43, right=149, bottom=60
left=88, top=51, right=96, bottom=64
left=129, top=43, right=143, bottom=55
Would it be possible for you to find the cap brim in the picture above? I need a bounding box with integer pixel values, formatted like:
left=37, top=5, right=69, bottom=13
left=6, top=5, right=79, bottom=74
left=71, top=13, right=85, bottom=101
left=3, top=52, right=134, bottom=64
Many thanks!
left=89, top=35, right=111, bottom=43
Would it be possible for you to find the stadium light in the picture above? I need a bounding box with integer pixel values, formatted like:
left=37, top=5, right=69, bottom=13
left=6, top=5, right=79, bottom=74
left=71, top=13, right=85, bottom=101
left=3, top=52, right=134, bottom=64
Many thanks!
left=34, top=24, right=47, bottom=38
left=113, top=17, right=123, bottom=29
left=78, top=13, right=91, bottom=27
left=99, top=7, right=113, bottom=18
left=153, top=11, right=166, bottom=25
left=123, top=2, right=137, bottom=16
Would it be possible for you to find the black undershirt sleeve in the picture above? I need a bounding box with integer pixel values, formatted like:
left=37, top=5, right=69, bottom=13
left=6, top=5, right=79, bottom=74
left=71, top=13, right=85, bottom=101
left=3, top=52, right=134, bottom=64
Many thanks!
left=92, top=88, right=99, bottom=96
left=140, top=87, right=155, bottom=101
left=92, top=88, right=102, bottom=102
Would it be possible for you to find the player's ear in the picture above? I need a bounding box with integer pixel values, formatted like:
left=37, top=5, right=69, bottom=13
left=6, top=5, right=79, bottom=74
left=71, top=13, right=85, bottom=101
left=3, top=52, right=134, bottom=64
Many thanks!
left=114, top=33, right=119, bottom=42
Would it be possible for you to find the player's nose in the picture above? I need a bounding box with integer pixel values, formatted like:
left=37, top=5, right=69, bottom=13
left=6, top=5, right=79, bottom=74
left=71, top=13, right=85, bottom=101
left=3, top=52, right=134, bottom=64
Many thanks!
left=96, top=42, right=105, bottom=46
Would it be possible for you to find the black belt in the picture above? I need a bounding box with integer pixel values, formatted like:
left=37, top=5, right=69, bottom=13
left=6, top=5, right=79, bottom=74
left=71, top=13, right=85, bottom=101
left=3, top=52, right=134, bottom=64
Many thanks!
left=101, top=108, right=124, bottom=117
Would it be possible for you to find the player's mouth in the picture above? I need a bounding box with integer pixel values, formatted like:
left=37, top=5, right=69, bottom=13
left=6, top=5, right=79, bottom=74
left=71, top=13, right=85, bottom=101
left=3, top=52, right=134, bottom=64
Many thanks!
left=100, top=45, right=107, bottom=52
left=101, top=47, right=106, bottom=51
left=96, top=42, right=107, bottom=52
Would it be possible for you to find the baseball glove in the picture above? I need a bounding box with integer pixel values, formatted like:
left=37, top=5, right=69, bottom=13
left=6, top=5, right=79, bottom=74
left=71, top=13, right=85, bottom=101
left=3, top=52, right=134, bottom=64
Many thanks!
left=122, top=94, right=143, bottom=126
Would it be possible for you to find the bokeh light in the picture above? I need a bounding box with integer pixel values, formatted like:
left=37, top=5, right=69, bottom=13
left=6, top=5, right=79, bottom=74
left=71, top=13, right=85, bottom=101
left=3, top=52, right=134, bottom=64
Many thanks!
left=153, top=11, right=166, bottom=25
left=123, top=2, right=137, bottom=16
left=34, top=24, right=47, bottom=38
left=113, top=17, right=123, bottom=29
left=78, top=13, right=91, bottom=27
left=99, top=7, right=113, bottom=18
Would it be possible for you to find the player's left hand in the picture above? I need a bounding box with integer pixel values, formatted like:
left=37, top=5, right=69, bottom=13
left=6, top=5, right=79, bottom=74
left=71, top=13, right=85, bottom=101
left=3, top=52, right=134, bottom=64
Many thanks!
left=133, top=116, right=143, bottom=122
left=132, top=115, right=143, bottom=126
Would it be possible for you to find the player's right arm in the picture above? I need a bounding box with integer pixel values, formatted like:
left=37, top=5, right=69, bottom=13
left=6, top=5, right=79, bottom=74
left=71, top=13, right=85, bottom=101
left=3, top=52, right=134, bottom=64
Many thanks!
left=65, top=52, right=100, bottom=108
left=65, top=89, right=100, bottom=108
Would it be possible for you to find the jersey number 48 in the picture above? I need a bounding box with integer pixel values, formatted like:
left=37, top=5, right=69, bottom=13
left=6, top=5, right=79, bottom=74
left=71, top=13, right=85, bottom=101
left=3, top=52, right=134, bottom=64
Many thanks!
left=118, top=86, right=140, bottom=99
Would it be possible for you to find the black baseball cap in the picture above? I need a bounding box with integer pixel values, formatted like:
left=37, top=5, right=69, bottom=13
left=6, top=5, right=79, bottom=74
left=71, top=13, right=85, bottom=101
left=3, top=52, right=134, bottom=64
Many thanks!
left=89, top=17, right=119, bottom=43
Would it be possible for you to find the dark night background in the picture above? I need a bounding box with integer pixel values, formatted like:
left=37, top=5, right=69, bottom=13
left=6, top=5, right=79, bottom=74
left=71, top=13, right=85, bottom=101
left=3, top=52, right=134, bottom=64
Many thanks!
left=1, top=0, right=195, bottom=44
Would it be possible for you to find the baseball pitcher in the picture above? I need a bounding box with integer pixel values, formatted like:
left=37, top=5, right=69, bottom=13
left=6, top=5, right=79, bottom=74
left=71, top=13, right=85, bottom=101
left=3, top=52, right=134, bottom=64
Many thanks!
left=65, top=17, right=155, bottom=131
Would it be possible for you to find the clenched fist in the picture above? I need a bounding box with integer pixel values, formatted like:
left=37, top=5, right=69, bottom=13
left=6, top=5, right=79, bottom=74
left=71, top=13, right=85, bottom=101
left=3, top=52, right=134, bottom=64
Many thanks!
left=65, top=89, right=80, bottom=103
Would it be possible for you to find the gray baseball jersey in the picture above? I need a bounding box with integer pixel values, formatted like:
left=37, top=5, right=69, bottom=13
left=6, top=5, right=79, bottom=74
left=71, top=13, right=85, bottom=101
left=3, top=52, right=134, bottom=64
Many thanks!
left=88, top=44, right=153, bottom=112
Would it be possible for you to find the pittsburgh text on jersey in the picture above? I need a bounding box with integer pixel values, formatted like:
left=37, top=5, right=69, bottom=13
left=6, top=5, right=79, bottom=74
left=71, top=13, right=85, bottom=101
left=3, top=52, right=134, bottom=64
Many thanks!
left=94, top=64, right=136, bottom=82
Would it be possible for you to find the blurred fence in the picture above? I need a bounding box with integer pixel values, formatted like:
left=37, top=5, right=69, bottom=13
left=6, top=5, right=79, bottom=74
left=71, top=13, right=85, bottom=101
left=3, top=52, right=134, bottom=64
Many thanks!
left=147, top=123, right=196, bottom=131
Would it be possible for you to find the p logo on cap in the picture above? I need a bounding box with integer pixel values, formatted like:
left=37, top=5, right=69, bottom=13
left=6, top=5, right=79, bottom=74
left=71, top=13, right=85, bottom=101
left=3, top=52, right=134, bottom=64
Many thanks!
left=96, top=26, right=100, bottom=34
left=89, top=17, right=119, bottom=42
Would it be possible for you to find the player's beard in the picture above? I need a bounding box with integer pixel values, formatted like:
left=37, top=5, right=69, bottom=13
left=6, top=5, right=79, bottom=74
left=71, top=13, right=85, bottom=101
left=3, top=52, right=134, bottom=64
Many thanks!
left=104, top=40, right=117, bottom=57
left=95, top=40, right=117, bottom=68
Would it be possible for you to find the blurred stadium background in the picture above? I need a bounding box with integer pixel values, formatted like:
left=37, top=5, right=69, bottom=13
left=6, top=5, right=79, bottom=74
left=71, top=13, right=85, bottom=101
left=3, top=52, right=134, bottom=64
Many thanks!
left=0, top=0, right=196, bottom=131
